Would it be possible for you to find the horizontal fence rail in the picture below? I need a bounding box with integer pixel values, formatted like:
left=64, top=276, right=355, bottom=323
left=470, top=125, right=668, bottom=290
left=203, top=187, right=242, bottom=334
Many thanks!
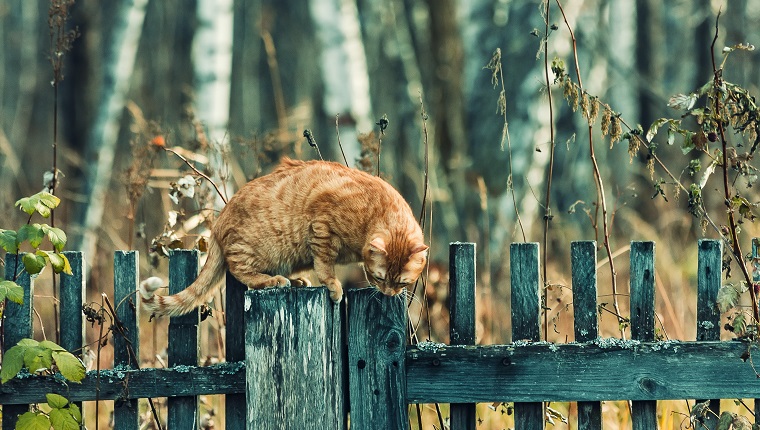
left=1, top=239, right=759, bottom=430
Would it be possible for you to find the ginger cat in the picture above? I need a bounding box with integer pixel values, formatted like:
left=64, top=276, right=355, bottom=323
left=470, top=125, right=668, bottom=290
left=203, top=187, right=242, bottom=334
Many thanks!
left=140, top=157, right=428, bottom=318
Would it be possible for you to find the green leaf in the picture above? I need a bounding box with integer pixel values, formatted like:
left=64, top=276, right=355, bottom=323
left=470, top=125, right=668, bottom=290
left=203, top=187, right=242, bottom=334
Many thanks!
left=39, top=340, right=65, bottom=352
left=646, top=118, right=669, bottom=142
left=0, top=280, right=24, bottom=304
left=1, top=345, right=25, bottom=383
left=47, top=252, right=72, bottom=275
left=68, top=404, right=82, bottom=423
left=23, top=345, right=53, bottom=373
left=0, top=229, right=18, bottom=253
left=15, top=192, right=60, bottom=218
left=52, top=351, right=86, bottom=383
left=17, top=224, right=45, bottom=249
left=17, top=338, right=39, bottom=347
left=43, top=226, right=67, bottom=252
left=46, top=392, right=69, bottom=409
left=717, top=284, right=741, bottom=313
left=50, top=407, right=81, bottom=430
left=15, top=411, right=51, bottom=430
left=681, top=132, right=696, bottom=154
left=22, top=252, right=46, bottom=275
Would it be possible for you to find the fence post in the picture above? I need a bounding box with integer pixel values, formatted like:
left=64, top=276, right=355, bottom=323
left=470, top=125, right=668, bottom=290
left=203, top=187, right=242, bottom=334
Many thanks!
left=113, top=251, right=139, bottom=430
left=571, top=241, right=601, bottom=430
left=347, top=287, right=407, bottom=429
left=2, top=254, right=33, bottom=429
left=225, top=274, right=247, bottom=430
left=168, top=250, right=200, bottom=428
left=696, top=239, right=721, bottom=429
left=449, top=242, right=476, bottom=430
left=630, top=241, right=657, bottom=430
left=245, top=287, right=345, bottom=429
left=60, top=251, right=85, bottom=423
left=510, top=242, right=543, bottom=430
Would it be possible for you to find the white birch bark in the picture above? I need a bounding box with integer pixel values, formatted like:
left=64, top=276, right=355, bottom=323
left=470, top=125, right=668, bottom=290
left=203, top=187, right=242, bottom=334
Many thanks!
left=308, top=0, right=371, bottom=164
left=74, top=0, right=148, bottom=260
left=192, top=0, right=234, bottom=206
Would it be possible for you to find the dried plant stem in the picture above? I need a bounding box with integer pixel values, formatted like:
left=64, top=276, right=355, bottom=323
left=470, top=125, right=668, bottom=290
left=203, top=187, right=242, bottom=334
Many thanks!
left=541, top=0, right=557, bottom=342
left=164, top=147, right=228, bottom=205
left=709, top=12, right=760, bottom=323
left=335, top=114, right=349, bottom=167
left=556, top=0, right=624, bottom=339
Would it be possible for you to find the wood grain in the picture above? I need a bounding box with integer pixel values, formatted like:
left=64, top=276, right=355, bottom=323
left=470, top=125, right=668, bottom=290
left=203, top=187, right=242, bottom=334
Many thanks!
left=347, top=287, right=407, bottom=430
left=449, top=242, right=476, bottom=430
left=168, top=250, right=200, bottom=430
left=571, top=241, right=601, bottom=430
left=245, top=287, right=345, bottom=429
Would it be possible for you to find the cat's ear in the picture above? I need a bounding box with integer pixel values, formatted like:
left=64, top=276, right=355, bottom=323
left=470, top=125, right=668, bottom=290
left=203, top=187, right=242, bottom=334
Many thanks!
left=410, top=243, right=429, bottom=255
left=369, top=237, right=387, bottom=254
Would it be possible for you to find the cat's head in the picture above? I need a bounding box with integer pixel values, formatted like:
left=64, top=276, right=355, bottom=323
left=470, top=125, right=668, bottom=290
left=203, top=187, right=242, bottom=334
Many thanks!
left=362, top=236, right=428, bottom=296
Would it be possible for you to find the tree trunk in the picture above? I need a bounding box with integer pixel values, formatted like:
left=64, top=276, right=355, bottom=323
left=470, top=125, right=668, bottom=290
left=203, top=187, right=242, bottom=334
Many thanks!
left=72, top=0, right=148, bottom=261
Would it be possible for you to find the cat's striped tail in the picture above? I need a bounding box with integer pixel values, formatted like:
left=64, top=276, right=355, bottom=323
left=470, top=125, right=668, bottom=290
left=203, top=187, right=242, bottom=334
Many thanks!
left=139, top=237, right=227, bottom=318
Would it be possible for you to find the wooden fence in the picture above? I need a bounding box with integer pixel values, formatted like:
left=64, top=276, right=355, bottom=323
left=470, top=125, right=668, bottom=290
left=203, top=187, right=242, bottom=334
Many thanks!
left=1, top=240, right=760, bottom=429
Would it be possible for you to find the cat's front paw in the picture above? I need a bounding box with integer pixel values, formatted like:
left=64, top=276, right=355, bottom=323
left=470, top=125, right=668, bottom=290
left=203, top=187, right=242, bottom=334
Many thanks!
left=326, top=280, right=343, bottom=303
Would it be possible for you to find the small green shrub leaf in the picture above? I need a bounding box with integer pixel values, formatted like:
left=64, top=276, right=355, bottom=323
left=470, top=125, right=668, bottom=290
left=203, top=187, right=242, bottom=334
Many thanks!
left=22, top=252, right=46, bottom=275
left=46, top=393, right=69, bottom=409
left=0, top=280, right=24, bottom=304
left=50, top=407, right=81, bottom=430
left=68, top=403, right=82, bottom=423
left=0, top=229, right=18, bottom=253
left=15, top=192, right=60, bottom=218
left=47, top=252, right=72, bottom=275
left=15, top=411, right=51, bottom=430
left=43, top=226, right=67, bottom=252
left=52, top=351, right=86, bottom=383
left=17, top=224, right=45, bottom=249
left=39, top=340, right=65, bottom=352
left=23, top=345, right=53, bottom=373
left=1, top=345, right=25, bottom=383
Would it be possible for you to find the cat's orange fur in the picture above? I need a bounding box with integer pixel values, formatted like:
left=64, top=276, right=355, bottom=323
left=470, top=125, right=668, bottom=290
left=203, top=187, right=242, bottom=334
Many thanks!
left=140, top=157, right=428, bottom=318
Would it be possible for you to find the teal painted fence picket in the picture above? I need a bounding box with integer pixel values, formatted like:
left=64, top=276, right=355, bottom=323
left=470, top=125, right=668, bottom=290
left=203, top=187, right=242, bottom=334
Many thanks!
left=1, top=240, right=759, bottom=429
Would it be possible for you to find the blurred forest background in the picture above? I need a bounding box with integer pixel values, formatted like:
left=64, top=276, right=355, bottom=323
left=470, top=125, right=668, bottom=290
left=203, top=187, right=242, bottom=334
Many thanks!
left=3, top=0, right=760, bottom=428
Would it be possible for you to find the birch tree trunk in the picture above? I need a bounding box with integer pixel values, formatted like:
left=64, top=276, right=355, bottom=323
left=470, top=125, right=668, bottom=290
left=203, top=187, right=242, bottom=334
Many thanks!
left=72, top=0, right=148, bottom=260
left=193, top=0, right=234, bottom=204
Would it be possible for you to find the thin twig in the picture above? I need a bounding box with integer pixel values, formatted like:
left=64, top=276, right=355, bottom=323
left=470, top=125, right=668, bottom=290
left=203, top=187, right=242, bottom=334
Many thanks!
left=335, top=114, right=349, bottom=167
left=164, top=147, right=228, bottom=204
left=541, top=0, right=556, bottom=342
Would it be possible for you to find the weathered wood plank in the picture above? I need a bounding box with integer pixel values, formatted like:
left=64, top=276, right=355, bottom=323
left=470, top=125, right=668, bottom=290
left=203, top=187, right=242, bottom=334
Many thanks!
left=696, top=239, right=722, bottom=429
left=225, top=274, right=247, bottom=430
left=629, top=241, right=657, bottom=430
left=406, top=341, right=760, bottom=402
left=59, top=251, right=85, bottom=425
left=571, top=241, right=601, bottom=430
left=752, top=238, right=760, bottom=423
left=168, top=250, right=200, bottom=429
left=2, top=254, right=33, bottom=429
left=113, top=251, right=139, bottom=430
left=347, top=287, right=407, bottom=430
left=245, top=287, right=345, bottom=429
left=449, top=242, right=476, bottom=430
left=0, top=362, right=245, bottom=404
left=510, top=242, right=544, bottom=430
